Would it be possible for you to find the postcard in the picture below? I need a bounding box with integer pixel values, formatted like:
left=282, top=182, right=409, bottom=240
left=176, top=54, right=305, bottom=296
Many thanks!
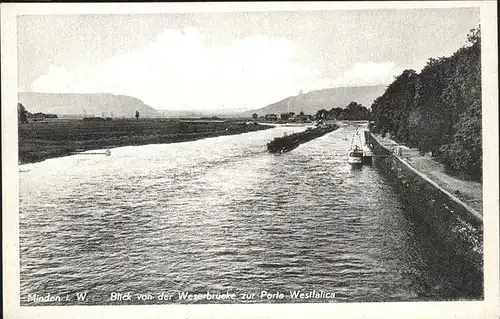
left=2, top=1, right=498, bottom=318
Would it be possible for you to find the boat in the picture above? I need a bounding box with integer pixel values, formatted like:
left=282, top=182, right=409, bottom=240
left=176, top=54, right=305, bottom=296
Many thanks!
left=361, top=130, right=373, bottom=164
left=267, top=124, right=338, bottom=154
left=362, top=143, right=373, bottom=164
left=348, top=145, right=363, bottom=165
left=348, top=129, right=364, bottom=166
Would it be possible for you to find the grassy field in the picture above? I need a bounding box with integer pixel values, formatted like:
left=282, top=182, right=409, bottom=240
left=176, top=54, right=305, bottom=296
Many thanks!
left=18, top=118, right=273, bottom=164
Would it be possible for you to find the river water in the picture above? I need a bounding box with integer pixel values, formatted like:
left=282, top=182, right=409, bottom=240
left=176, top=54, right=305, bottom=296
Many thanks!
left=19, top=124, right=482, bottom=305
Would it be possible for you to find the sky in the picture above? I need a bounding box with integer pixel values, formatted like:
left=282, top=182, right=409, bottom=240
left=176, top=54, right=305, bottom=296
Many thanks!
left=17, top=8, right=480, bottom=111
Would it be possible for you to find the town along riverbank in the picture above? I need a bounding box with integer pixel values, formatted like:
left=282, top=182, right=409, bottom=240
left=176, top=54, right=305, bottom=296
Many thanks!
left=18, top=118, right=273, bottom=164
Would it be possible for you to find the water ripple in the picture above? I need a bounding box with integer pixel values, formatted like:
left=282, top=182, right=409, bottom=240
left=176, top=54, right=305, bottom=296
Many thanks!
left=19, top=125, right=481, bottom=304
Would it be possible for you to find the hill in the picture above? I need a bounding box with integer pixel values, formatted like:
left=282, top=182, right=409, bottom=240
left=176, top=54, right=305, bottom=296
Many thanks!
left=242, top=85, right=386, bottom=117
left=18, top=92, right=161, bottom=118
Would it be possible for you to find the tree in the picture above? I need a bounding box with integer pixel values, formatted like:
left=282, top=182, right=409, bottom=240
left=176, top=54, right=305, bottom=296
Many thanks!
left=280, top=112, right=291, bottom=121
left=18, top=103, right=28, bottom=124
left=252, top=113, right=258, bottom=119
left=440, top=102, right=481, bottom=176
left=299, top=111, right=304, bottom=116
left=467, top=25, right=480, bottom=46
left=135, top=111, right=140, bottom=120
left=341, top=102, right=371, bottom=120
left=315, top=109, right=328, bottom=120
left=370, top=25, right=482, bottom=178
left=330, top=107, right=343, bottom=120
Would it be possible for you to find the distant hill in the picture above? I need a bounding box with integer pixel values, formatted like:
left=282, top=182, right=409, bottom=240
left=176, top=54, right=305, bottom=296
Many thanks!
left=241, top=85, right=387, bottom=117
left=18, top=92, right=161, bottom=118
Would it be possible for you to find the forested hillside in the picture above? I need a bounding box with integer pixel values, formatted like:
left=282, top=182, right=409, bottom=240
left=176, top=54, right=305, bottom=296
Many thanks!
left=370, top=26, right=481, bottom=179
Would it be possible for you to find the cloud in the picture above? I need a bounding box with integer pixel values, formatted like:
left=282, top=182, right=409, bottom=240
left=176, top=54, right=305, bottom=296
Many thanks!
left=330, top=62, right=404, bottom=87
left=32, top=66, right=72, bottom=93
left=32, top=27, right=404, bottom=110
left=32, top=27, right=322, bottom=110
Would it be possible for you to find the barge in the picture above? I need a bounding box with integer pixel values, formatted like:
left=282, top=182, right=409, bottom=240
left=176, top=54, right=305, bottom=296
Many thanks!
left=348, top=127, right=373, bottom=166
left=267, top=124, right=339, bottom=153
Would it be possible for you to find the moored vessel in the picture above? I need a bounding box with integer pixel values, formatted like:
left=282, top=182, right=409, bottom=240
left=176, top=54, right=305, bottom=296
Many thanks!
left=362, top=139, right=373, bottom=164
left=348, top=145, right=363, bottom=165
left=348, top=129, right=364, bottom=166
left=361, top=129, right=374, bottom=164
left=267, top=124, right=338, bottom=154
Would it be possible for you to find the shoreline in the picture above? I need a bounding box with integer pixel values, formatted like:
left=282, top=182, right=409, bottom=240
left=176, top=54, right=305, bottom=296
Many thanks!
left=370, top=133, right=483, bottom=276
left=19, top=120, right=274, bottom=165
left=372, top=134, right=482, bottom=214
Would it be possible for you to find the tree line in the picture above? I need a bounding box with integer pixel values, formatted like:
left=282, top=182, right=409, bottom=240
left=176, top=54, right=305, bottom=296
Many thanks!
left=17, top=103, right=142, bottom=122
left=370, top=26, right=481, bottom=179
left=251, top=102, right=371, bottom=123
left=315, top=101, right=371, bottom=121
left=18, top=103, right=58, bottom=123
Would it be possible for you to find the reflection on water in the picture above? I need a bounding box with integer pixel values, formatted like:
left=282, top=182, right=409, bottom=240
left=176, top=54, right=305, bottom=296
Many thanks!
left=19, top=124, right=482, bottom=305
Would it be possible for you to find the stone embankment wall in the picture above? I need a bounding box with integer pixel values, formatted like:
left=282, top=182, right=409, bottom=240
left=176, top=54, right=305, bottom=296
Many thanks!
left=369, top=134, right=483, bottom=273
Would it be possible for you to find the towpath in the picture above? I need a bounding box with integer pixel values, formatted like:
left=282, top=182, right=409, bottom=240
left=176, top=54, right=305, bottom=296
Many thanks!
left=373, top=135, right=483, bottom=215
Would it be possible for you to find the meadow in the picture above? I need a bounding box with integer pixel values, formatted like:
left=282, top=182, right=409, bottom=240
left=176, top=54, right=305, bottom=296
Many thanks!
left=18, top=118, right=272, bottom=164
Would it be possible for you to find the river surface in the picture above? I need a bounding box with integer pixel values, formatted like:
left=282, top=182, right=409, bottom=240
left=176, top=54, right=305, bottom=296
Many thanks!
left=19, top=124, right=482, bottom=305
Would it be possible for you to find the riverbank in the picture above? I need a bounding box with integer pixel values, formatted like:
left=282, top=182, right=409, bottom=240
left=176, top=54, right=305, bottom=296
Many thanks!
left=18, top=119, right=273, bottom=164
left=373, top=134, right=482, bottom=215
left=370, top=134, right=483, bottom=275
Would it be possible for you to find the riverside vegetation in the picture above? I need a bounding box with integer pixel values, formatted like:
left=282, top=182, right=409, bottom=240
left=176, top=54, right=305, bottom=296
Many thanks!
left=370, top=26, right=482, bottom=180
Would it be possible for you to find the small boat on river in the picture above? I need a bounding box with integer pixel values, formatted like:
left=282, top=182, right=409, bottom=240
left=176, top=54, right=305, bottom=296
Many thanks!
left=361, top=130, right=373, bottom=164
left=348, top=145, right=363, bottom=165
left=362, top=143, right=373, bottom=164
left=348, top=129, right=364, bottom=166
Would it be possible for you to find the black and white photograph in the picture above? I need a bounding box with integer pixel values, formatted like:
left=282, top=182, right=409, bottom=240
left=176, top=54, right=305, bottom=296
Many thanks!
left=2, top=2, right=499, bottom=319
